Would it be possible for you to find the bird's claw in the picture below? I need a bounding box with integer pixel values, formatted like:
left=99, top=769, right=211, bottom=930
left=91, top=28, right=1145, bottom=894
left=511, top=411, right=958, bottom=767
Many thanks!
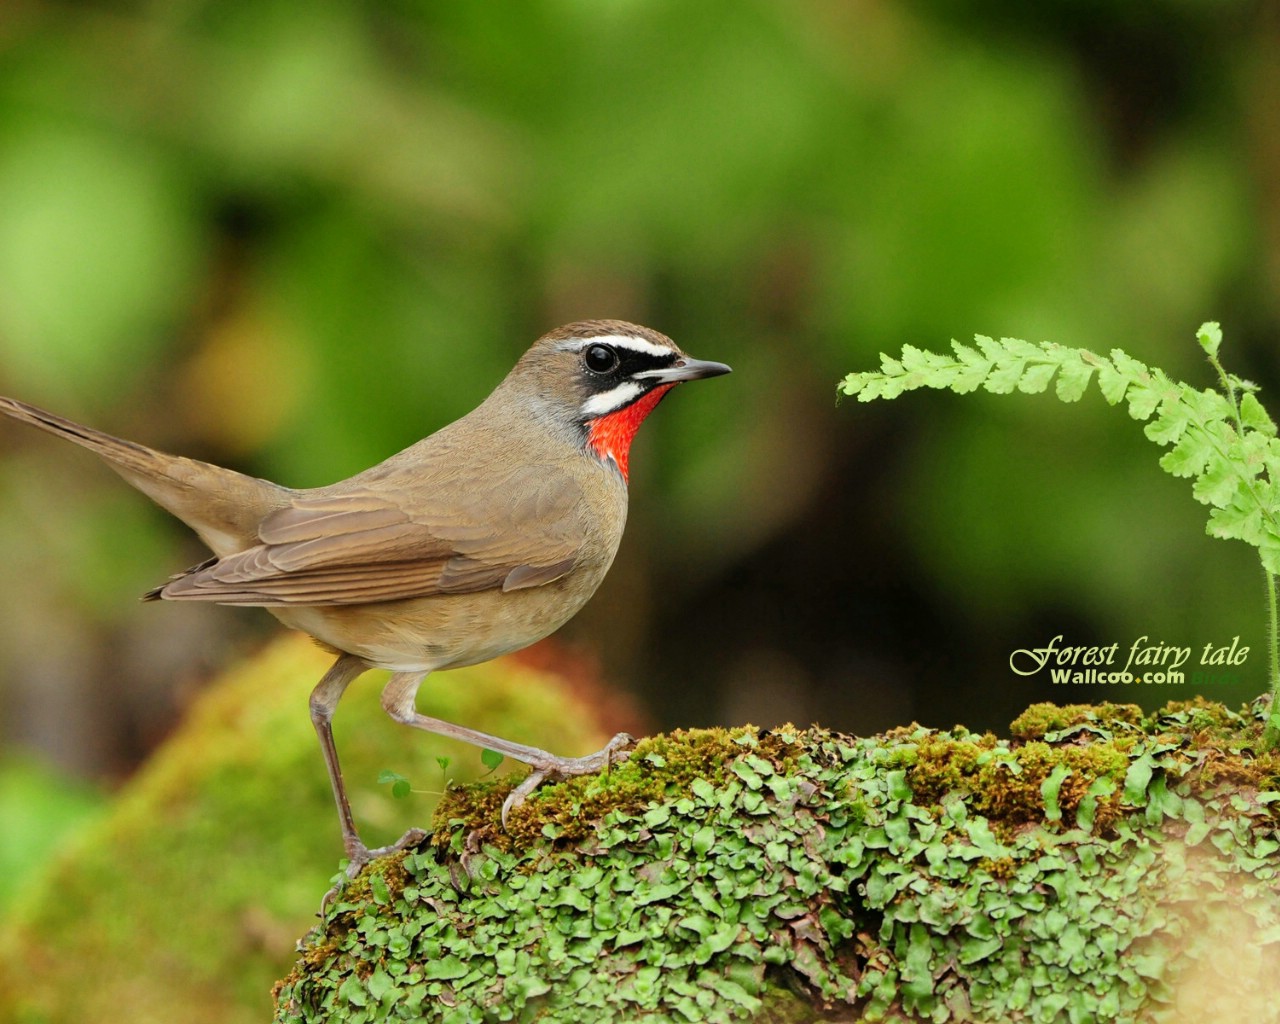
left=500, top=732, right=637, bottom=827
left=500, top=769, right=549, bottom=826
left=319, top=827, right=430, bottom=914
left=345, top=826, right=431, bottom=877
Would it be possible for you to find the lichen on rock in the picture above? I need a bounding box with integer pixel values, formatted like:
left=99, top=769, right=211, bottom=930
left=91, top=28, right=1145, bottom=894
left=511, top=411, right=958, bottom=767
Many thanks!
left=274, top=698, right=1280, bottom=1023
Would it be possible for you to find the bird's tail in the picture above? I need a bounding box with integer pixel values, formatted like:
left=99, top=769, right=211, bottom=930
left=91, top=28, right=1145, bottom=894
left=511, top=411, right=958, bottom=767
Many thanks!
left=0, top=396, right=290, bottom=557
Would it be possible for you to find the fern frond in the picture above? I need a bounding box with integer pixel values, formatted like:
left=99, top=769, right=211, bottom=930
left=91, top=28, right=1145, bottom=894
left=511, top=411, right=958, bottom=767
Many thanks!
left=838, top=329, right=1280, bottom=555
left=838, top=324, right=1280, bottom=743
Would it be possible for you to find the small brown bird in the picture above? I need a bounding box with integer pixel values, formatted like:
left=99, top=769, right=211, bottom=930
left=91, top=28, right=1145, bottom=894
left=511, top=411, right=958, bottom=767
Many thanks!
left=0, top=320, right=729, bottom=871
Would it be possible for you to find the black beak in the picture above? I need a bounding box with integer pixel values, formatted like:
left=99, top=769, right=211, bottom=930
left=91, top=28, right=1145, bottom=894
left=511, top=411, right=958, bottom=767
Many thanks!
left=636, top=356, right=732, bottom=384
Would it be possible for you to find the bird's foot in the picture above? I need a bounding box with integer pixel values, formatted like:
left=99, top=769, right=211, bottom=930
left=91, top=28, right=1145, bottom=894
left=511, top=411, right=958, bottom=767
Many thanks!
left=343, top=827, right=431, bottom=877
left=500, top=732, right=636, bottom=827
left=319, top=827, right=430, bottom=914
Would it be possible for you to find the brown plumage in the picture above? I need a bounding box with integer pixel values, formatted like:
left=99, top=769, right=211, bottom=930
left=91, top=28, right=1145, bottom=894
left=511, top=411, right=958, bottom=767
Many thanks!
left=0, top=320, right=730, bottom=875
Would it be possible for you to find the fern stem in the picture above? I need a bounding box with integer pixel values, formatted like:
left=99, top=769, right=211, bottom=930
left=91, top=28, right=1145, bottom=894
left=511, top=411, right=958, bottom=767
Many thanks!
left=1208, top=343, right=1280, bottom=742
left=1205, top=348, right=1245, bottom=437
left=1266, top=571, right=1280, bottom=745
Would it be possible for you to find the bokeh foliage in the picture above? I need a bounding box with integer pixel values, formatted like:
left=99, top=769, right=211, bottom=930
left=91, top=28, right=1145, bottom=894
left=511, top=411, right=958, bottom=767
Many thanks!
left=0, top=0, right=1277, bottom=787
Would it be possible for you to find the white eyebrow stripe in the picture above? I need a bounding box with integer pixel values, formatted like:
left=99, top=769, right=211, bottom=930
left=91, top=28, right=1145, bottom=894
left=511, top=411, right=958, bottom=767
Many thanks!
left=558, top=334, right=676, bottom=358
left=580, top=381, right=644, bottom=417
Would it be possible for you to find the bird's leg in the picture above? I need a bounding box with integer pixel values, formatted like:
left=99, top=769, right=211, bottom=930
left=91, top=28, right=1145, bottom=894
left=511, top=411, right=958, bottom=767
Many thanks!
left=379, top=671, right=635, bottom=825
left=309, top=656, right=365, bottom=857
left=310, top=656, right=426, bottom=886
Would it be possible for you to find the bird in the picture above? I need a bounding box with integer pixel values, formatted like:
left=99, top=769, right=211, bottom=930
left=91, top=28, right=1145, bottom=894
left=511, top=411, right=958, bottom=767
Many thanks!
left=0, top=319, right=730, bottom=873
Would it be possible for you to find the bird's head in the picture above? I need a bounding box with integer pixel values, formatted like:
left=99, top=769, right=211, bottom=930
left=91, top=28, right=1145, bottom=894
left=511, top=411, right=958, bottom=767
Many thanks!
left=508, top=320, right=731, bottom=480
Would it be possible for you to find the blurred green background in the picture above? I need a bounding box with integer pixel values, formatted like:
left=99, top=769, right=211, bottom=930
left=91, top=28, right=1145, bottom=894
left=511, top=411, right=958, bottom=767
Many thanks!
left=1, top=0, right=1278, bottom=850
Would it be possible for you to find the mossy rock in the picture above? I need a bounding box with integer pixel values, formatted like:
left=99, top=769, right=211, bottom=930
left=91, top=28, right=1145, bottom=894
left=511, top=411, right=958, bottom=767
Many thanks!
left=275, top=699, right=1280, bottom=1023
left=0, top=634, right=621, bottom=1024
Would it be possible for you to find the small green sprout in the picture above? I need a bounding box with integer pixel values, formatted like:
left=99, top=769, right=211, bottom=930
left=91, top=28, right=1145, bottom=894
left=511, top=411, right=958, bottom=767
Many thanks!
left=376, top=769, right=412, bottom=800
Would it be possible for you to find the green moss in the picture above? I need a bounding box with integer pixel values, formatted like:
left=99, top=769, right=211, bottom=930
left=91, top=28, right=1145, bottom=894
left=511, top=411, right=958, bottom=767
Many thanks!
left=903, top=728, right=1134, bottom=837
left=276, top=699, right=1280, bottom=1023
left=1008, top=701, right=1145, bottom=740
left=435, top=726, right=800, bottom=854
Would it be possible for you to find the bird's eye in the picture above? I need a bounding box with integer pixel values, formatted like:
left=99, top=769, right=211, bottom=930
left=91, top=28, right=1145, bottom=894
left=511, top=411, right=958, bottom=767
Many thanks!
left=583, top=344, right=620, bottom=374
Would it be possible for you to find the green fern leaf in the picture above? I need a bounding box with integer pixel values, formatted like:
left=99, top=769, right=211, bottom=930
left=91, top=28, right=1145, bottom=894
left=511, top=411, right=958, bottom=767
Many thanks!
left=1261, top=540, right=1280, bottom=575
left=1143, top=405, right=1189, bottom=447
left=951, top=338, right=982, bottom=363
left=1094, top=357, right=1129, bottom=406
left=1053, top=351, right=1093, bottom=402
left=947, top=339, right=993, bottom=394
left=952, top=370, right=989, bottom=395
left=983, top=366, right=1022, bottom=394
left=1158, top=426, right=1215, bottom=478
left=974, top=335, right=1003, bottom=361
left=1242, top=392, right=1277, bottom=437
left=1018, top=362, right=1057, bottom=395
left=972, top=332, right=1003, bottom=366
left=982, top=347, right=1024, bottom=393
left=1207, top=501, right=1264, bottom=545
left=952, top=368, right=990, bottom=395
left=1191, top=459, right=1240, bottom=508
left=898, top=345, right=931, bottom=374
left=1182, top=387, right=1232, bottom=423
left=1004, top=337, right=1045, bottom=360
left=880, top=353, right=904, bottom=376
left=859, top=375, right=904, bottom=402
left=1265, top=459, right=1280, bottom=509
left=1125, top=382, right=1162, bottom=421
left=1109, top=349, right=1151, bottom=381
left=1237, top=431, right=1273, bottom=477
left=838, top=373, right=863, bottom=396
left=980, top=339, right=1035, bottom=395
left=1197, top=321, right=1223, bottom=356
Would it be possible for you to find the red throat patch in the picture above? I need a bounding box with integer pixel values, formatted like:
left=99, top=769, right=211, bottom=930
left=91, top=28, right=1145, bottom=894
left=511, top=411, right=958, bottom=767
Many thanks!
left=586, top=383, right=677, bottom=481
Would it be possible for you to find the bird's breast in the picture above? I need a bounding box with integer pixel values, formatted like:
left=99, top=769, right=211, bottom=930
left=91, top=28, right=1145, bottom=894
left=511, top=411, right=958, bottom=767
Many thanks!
left=270, top=565, right=612, bottom=673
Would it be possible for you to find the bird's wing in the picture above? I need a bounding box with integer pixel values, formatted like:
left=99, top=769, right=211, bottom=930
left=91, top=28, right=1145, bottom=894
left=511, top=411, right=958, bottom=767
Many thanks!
left=152, top=462, right=588, bottom=606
